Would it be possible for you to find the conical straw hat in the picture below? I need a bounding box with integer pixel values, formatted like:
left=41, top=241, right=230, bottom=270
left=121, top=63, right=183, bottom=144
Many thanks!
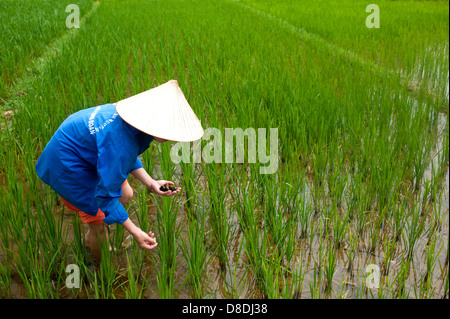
left=116, top=80, right=204, bottom=142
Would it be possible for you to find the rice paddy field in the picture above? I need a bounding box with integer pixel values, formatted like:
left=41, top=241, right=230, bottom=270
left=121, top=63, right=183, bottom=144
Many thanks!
left=0, top=0, right=449, bottom=300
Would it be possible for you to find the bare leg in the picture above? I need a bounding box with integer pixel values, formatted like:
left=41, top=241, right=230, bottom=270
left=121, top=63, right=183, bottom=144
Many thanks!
left=85, top=223, right=109, bottom=263
left=85, top=182, right=134, bottom=262
left=119, top=182, right=133, bottom=206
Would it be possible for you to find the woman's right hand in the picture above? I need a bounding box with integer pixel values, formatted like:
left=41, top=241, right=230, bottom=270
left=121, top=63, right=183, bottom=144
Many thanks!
left=149, top=179, right=181, bottom=196
left=133, top=229, right=158, bottom=250
left=122, top=218, right=158, bottom=250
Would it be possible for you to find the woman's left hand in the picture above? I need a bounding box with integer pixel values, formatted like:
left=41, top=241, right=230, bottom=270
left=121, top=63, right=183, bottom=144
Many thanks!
left=149, top=180, right=181, bottom=196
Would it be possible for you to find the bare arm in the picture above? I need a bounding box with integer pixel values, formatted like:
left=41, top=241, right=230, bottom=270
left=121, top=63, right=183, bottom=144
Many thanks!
left=121, top=217, right=157, bottom=250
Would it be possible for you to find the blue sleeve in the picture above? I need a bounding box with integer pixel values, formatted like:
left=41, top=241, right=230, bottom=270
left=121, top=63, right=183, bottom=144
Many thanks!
left=129, top=157, right=143, bottom=173
left=95, top=134, right=137, bottom=225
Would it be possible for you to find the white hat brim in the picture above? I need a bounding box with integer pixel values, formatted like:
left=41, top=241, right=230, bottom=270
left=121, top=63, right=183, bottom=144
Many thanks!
left=116, top=80, right=204, bottom=142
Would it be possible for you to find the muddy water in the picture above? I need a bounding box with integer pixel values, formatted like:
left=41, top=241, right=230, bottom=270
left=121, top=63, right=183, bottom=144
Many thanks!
left=3, top=166, right=448, bottom=299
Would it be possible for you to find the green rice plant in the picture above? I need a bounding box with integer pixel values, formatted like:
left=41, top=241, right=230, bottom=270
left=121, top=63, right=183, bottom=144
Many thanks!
left=96, top=237, right=118, bottom=299
left=141, top=145, right=156, bottom=179
left=283, top=219, right=298, bottom=268
left=346, top=230, right=358, bottom=275
left=367, top=208, right=387, bottom=254
left=223, top=239, right=249, bottom=299
left=369, top=132, right=403, bottom=212
left=180, top=204, right=211, bottom=298
left=402, top=203, right=426, bottom=261
left=260, top=174, right=291, bottom=255
left=15, top=242, right=65, bottom=299
left=156, top=138, right=176, bottom=181
left=239, top=214, right=270, bottom=297
left=111, top=222, right=126, bottom=256
left=260, top=251, right=286, bottom=299
left=328, top=169, right=348, bottom=209
left=70, top=216, right=92, bottom=273
left=297, top=192, right=313, bottom=240
left=375, top=271, right=396, bottom=299
left=282, top=185, right=302, bottom=256
left=381, top=234, right=397, bottom=276
left=154, top=194, right=182, bottom=298
left=421, top=179, right=433, bottom=214
left=331, top=205, right=349, bottom=249
left=231, top=168, right=270, bottom=296
left=324, top=243, right=337, bottom=297
left=135, top=186, right=151, bottom=237
left=413, top=139, right=434, bottom=193
left=231, top=168, right=259, bottom=235
left=414, top=236, right=443, bottom=298
left=123, top=251, right=147, bottom=299
left=442, top=261, right=449, bottom=299
left=179, top=158, right=201, bottom=215
left=390, top=201, right=409, bottom=242
left=350, top=176, right=375, bottom=237
left=311, top=141, right=328, bottom=212
left=203, top=162, right=232, bottom=271
left=394, top=257, right=412, bottom=299
left=2, top=164, right=28, bottom=245
left=289, top=249, right=307, bottom=299
left=336, top=275, right=351, bottom=299
left=0, top=193, right=12, bottom=258
left=354, top=270, right=367, bottom=299
left=309, top=263, right=323, bottom=299
left=154, top=255, right=177, bottom=299
left=315, top=221, right=327, bottom=270
left=438, top=118, right=449, bottom=175
left=0, top=262, right=11, bottom=298
left=16, top=266, right=38, bottom=299
left=35, top=199, right=67, bottom=281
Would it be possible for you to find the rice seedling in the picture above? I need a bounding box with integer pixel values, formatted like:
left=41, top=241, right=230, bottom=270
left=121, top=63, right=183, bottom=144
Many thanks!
left=153, top=193, right=182, bottom=298
left=297, top=191, right=314, bottom=240
left=95, top=237, right=118, bottom=299
left=15, top=241, right=65, bottom=299
left=180, top=199, right=211, bottom=298
left=346, top=230, right=358, bottom=276
left=179, top=159, right=198, bottom=214
left=309, top=263, right=323, bottom=299
left=324, top=243, right=337, bottom=297
left=441, top=276, right=449, bottom=301
left=394, top=257, right=412, bottom=299
left=203, top=162, right=232, bottom=271
left=381, top=234, right=397, bottom=277
left=402, top=203, right=426, bottom=261
left=290, top=250, right=307, bottom=299
left=0, top=262, right=12, bottom=298
left=222, top=239, right=249, bottom=299
left=414, top=236, right=443, bottom=298
left=122, top=251, right=147, bottom=299
left=260, top=173, right=294, bottom=258
left=331, top=205, right=350, bottom=249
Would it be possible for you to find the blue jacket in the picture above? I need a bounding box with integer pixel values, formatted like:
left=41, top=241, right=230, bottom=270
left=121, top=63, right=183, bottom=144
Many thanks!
left=36, top=103, right=154, bottom=225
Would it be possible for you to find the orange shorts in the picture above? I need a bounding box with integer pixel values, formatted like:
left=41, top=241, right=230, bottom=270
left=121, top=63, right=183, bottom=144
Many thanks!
left=61, top=180, right=128, bottom=224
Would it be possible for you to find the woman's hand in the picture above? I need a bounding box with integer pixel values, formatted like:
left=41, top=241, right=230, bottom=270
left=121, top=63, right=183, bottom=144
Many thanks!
left=121, top=218, right=157, bottom=250
left=133, top=230, right=158, bottom=250
left=131, top=168, right=181, bottom=197
left=149, top=180, right=181, bottom=197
